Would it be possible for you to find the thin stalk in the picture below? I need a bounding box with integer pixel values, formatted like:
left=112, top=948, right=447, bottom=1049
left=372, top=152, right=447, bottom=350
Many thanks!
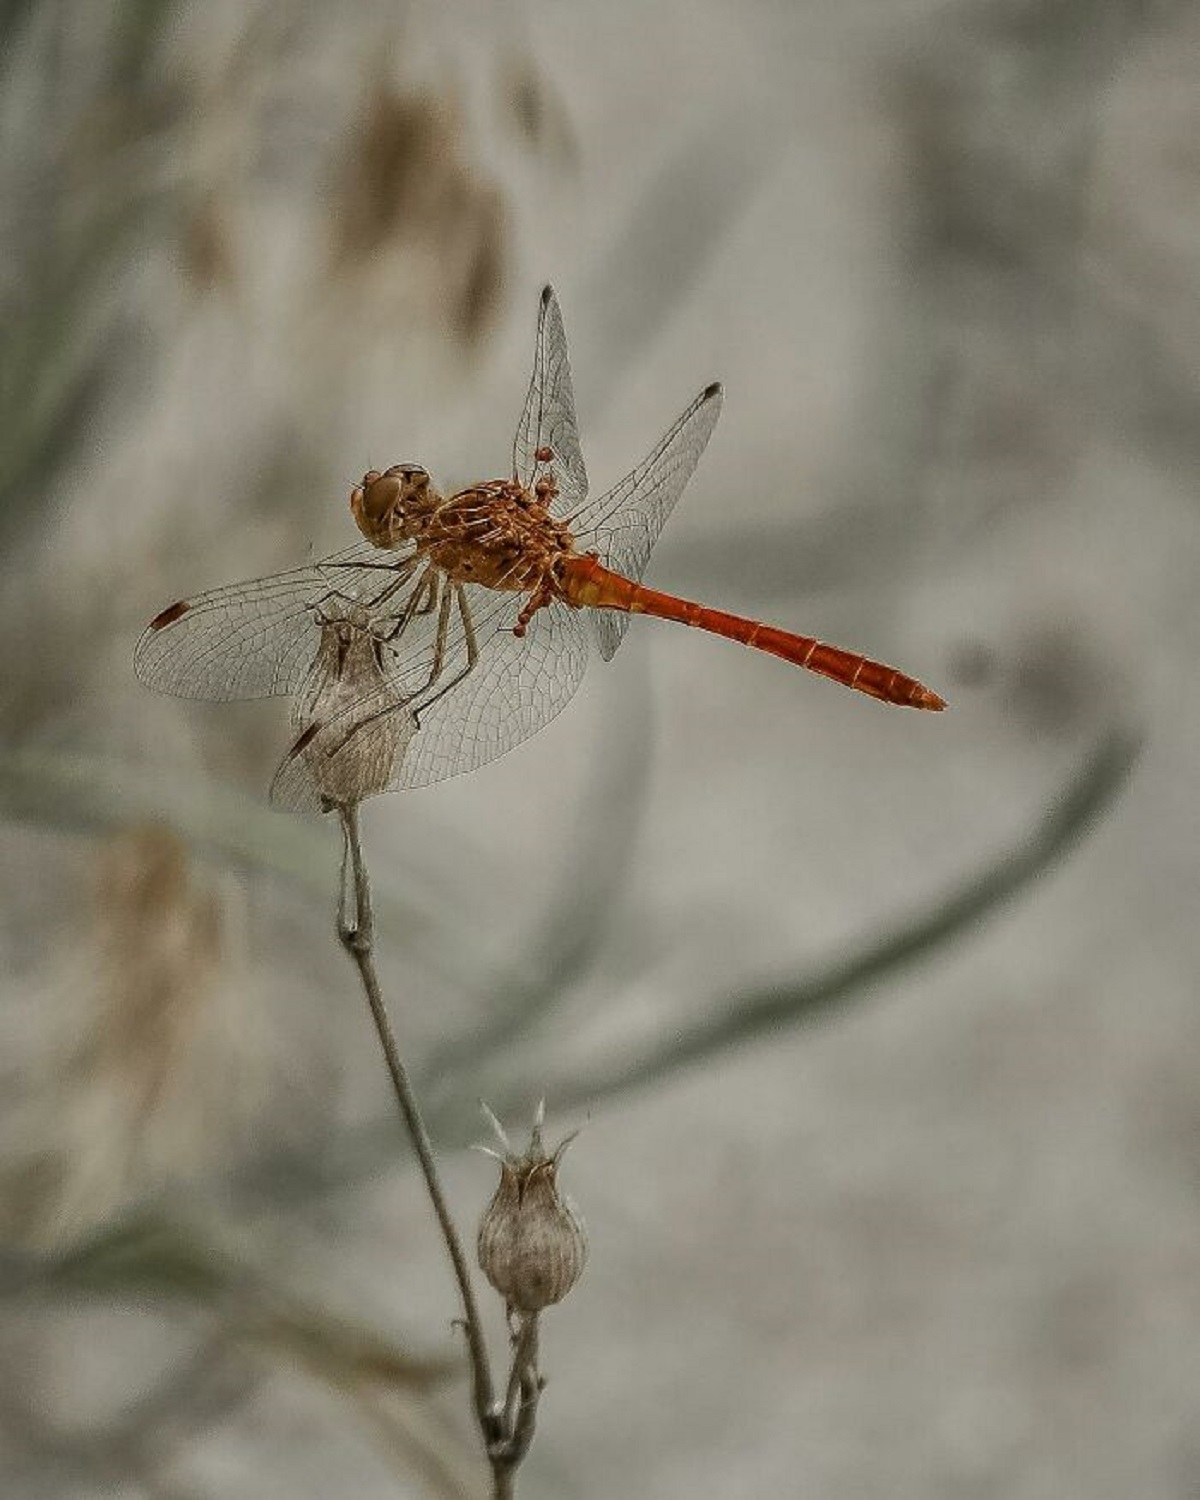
left=502, top=1315, right=542, bottom=1470
left=336, top=803, right=501, bottom=1451
left=488, top=1313, right=542, bottom=1498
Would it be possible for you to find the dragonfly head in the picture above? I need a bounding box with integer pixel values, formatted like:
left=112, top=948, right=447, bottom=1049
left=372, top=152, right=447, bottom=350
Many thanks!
left=350, top=463, right=440, bottom=546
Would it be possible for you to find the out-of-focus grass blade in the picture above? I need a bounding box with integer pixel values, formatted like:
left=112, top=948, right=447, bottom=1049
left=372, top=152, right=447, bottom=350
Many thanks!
left=4, top=1213, right=458, bottom=1391
left=0, top=744, right=340, bottom=897
left=581, top=111, right=774, bottom=409
left=338, top=1381, right=485, bottom=1500
left=541, top=724, right=1142, bottom=1114
left=110, top=0, right=177, bottom=86
left=20, top=1214, right=231, bottom=1301
left=254, top=1301, right=458, bottom=1393
left=0, top=328, right=121, bottom=537
left=661, top=511, right=948, bottom=603
left=0, top=745, right=470, bottom=980
left=5, top=1212, right=474, bottom=1495
left=241, top=725, right=1140, bottom=1202
left=0, top=0, right=37, bottom=52
left=0, top=56, right=155, bottom=542
left=259, top=1295, right=479, bottom=1500
left=421, top=658, right=652, bottom=1096
left=0, top=229, right=132, bottom=541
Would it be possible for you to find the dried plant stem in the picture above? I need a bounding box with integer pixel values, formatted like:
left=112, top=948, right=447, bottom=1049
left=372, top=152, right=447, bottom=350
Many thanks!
left=337, top=804, right=546, bottom=1497
left=496, top=1313, right=542, bottom=1485
left=336, top=804, right=501, bottom=1454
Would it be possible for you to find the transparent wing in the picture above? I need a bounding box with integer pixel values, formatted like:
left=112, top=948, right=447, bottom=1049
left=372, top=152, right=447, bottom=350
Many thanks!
left=512, top=285, right=589, bottom=512
left=568, top=382, right=722, bottom=660
left=133, top=540, right=417, bottom=701
left=298, top=584, right=592, bottom=797
left=398, top=594, right=590, bottom=789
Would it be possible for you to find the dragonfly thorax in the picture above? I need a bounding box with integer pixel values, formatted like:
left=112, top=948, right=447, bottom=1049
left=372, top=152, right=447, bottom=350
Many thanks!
left=421, top=480, right=577, bottom=593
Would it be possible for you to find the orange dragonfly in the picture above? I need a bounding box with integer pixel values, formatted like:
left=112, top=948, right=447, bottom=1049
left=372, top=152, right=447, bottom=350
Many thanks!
left=136, top=286, right=943, bottom=809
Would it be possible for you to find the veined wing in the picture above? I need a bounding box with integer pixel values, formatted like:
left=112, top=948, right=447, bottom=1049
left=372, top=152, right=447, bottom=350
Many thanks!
left=133, top=539, right=417, bottom=701
left=567, top=382, right=722, bottom=661
left=512, top=285, right=589, bottom=512
left=400, top=593, right=590, bottom=789
left=291, top=583, right=591, bottom=799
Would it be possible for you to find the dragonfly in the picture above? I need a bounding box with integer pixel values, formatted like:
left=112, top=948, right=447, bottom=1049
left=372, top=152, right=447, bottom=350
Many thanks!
left=136, top=286, right=944, bottom=810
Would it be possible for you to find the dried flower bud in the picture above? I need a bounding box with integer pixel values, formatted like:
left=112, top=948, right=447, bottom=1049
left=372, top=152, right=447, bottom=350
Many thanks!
left=476, top=1102, right=586, bottom=1315
left=269, top=607, right=418, bottom=812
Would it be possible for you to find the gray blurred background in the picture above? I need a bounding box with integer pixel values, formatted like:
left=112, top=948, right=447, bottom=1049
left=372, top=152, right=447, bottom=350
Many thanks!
left=1, top=0, right=1197, bottom=1495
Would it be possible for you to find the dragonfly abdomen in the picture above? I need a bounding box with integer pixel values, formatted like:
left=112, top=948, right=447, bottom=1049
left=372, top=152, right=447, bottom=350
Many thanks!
left=559, top=555, right=944, bottom=710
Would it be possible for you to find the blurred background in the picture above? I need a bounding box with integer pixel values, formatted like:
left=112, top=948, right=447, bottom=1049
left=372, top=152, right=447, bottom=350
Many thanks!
left=1, top=0, right=1197, bottom=1494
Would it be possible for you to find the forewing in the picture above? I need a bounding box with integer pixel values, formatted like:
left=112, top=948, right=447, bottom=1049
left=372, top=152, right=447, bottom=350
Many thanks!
left=569, top=383, right=722, bottom=660
left=512, top=285, right=589, bottom=512
left=133, top=540, right=413, bottom=701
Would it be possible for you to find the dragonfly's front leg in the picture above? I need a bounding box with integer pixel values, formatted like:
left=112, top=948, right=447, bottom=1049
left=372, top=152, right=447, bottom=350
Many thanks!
left=329, top=580, right=477, bottom=756
left=326, top=575, right=453, bottom=757
left=413, top=578, right=441, bottom=616
left=318, top=554, right=420, bottom=615
left=360, top=554, right=421, bottom=612
left=381, top=565, right=438, bottom=644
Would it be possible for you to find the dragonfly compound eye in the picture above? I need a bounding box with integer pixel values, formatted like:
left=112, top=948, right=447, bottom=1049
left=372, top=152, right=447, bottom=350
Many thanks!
left=361, top=472, right=403, bottom=521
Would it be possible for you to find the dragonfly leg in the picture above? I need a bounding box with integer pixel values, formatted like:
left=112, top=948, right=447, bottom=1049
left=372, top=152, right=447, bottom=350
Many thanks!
left=359, top=554, right=421, bottom=611
left=513, top=579, right=553, bottom=638
left=412, top=577, right=441, bottom=616
left=380, top=565, right=438, bottom=643
left=302, top=557, right=420, bottom=631
left=325, top=579, right=454, bottom=758
left=409, top=584, right=456, bottom=727
left=327, top=582, right=477, bottom=758
left=411, top=584, right=479, bottom=722
left=313, top=571, right=439, bottom=765
left=318, top=554, right=419, bottom=614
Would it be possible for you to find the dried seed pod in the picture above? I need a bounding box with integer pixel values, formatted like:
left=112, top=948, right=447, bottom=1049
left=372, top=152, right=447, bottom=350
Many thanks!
left=268, top=606, right=418, bottom=812
left=476, top=1103, right=586, bottom=1314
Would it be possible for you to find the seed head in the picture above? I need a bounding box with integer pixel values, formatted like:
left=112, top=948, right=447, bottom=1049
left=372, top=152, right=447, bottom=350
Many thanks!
left=269, top=608, right=417, bottom=812
left=476, top=1102, right=586, bottom=1315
